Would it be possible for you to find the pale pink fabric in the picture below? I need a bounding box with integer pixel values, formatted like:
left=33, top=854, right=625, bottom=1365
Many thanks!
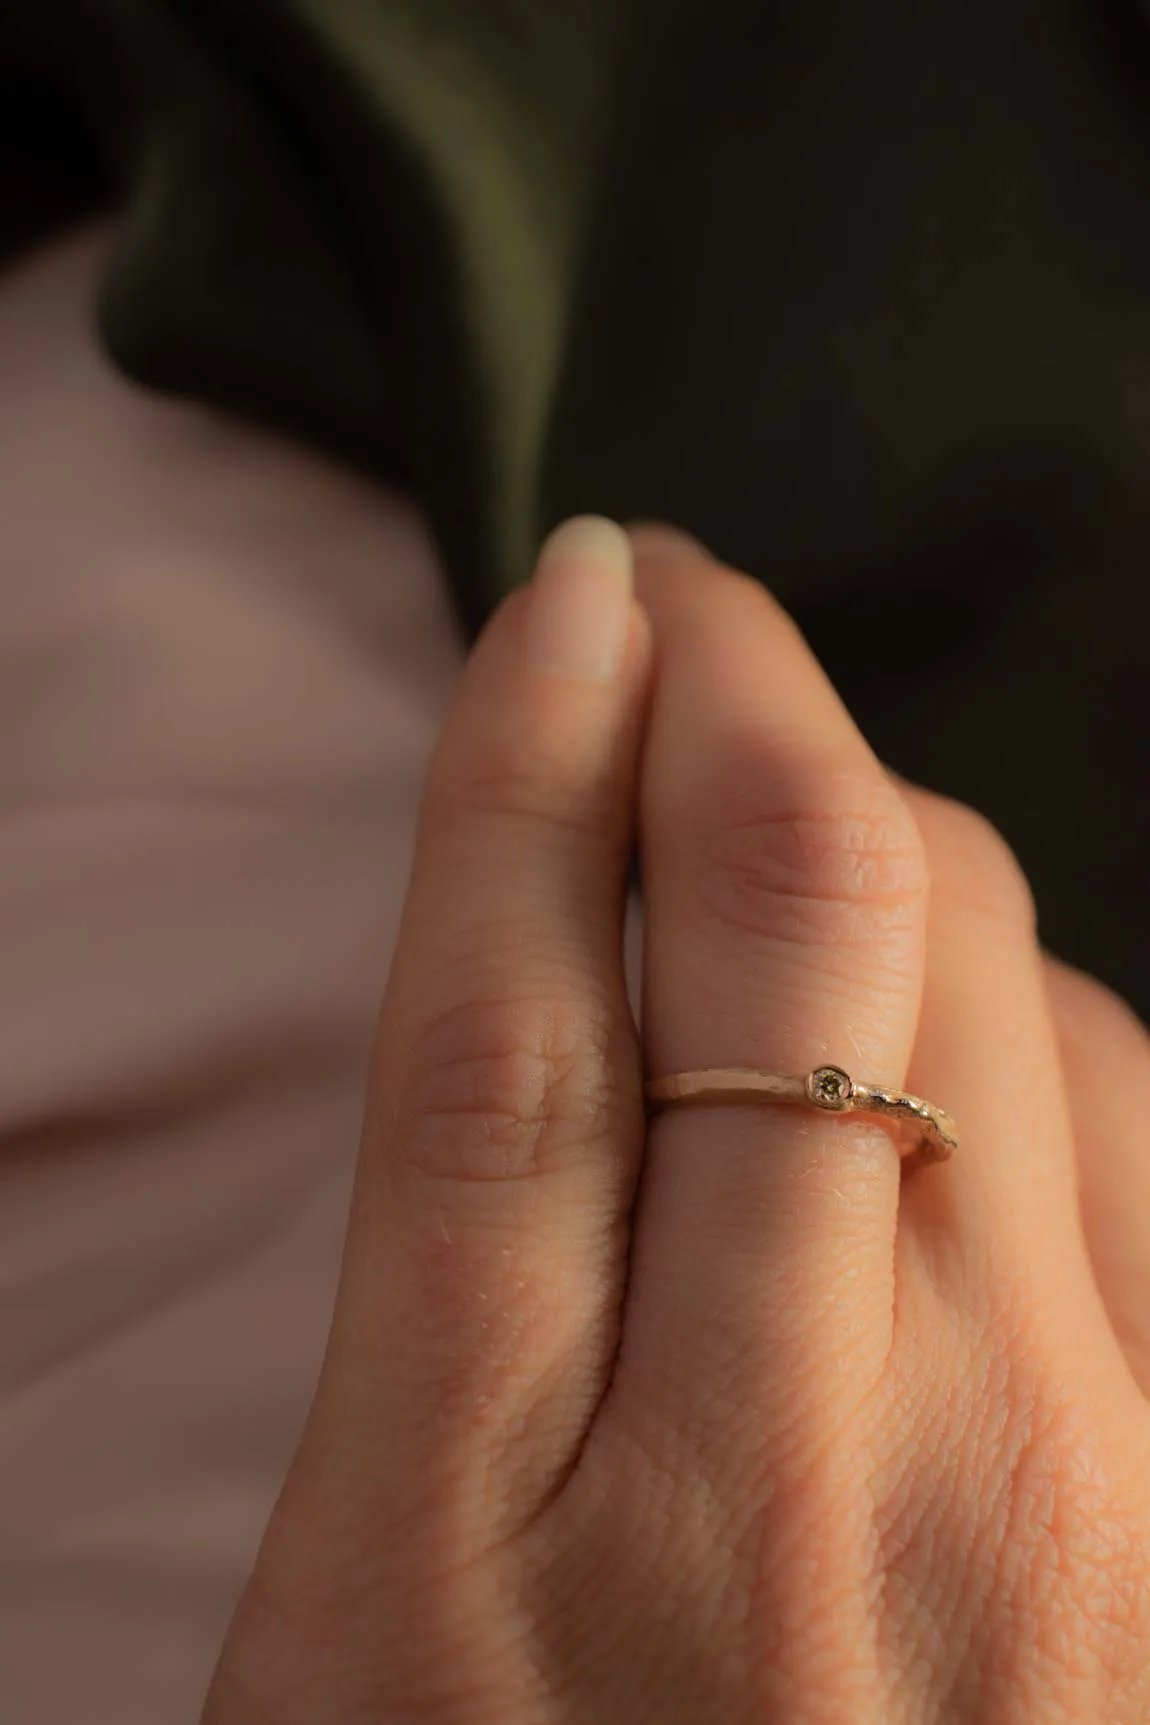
left=0, top=220, right=646, bottom=1723
left=0, top=221, right=464, bottom=1722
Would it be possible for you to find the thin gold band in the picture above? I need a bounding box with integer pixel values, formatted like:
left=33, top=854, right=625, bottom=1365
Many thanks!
left=643, top=1064, right=958, bottom=1171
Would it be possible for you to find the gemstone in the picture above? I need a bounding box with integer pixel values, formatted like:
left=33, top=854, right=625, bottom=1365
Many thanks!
left=810, top=1065, right=852, bottom=1109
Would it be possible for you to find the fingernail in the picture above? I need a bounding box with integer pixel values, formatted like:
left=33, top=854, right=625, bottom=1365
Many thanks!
left=524, top=515, right=634, bottom=681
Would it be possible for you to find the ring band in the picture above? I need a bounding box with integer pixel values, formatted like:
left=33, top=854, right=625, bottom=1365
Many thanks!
left=643, top=1064, right=957, bottom=1170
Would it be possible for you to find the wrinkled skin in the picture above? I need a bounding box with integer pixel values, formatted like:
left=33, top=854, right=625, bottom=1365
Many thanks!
left=202, top=523, right=1150, bottom=1724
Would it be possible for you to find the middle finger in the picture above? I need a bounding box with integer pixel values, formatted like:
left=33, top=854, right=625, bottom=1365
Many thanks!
left=619, top=526, right=931, bottom=1457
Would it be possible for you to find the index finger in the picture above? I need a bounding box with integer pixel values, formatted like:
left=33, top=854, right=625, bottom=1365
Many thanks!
left=277, top=517, right=653, bottom=1568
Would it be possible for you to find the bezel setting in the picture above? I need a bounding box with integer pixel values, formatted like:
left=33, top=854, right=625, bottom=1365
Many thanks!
left=807, top=1065, right=854, bottom=1111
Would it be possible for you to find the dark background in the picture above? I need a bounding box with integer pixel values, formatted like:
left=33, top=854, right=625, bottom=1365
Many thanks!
left=1, top=0, right=1146, bottom=1013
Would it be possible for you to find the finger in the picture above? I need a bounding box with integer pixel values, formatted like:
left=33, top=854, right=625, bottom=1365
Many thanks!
left=1045, top=954, right=1150, bottom=1397
left=894, top=781, right=1079, bottom=1236
left=272, top=517, right=652, bottom=1571
left=616, top=525, right=929, bottom=1462
left=889, top=786, right=1138, bottom=1405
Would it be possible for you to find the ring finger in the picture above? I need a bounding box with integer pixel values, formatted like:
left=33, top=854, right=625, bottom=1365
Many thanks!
left=1044, top=955, right=1150, bottom=1398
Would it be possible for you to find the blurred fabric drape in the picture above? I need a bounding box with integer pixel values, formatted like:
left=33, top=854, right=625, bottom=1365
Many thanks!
left=1, top=0, right=1147, bottom=1010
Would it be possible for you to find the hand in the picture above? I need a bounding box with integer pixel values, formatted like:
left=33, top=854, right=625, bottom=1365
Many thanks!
left=201, top=518, right=1150, bottom=1723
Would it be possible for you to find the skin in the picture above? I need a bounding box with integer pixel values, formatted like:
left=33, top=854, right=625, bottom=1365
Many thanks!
left=200, top=522, right=1150, bottom=1723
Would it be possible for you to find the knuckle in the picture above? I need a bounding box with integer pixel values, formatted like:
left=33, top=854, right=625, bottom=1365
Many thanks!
left=914, top=793, right=1037, bottom=932
left=691, top=764, right=927, bottom=948
left=1046, top=958, right=1149, bottom=1049
left=393, top=991, right=627, bottom=1184
left=431, top=750, right=572, bottom=830
left=427, top=724, right=617, bottom=844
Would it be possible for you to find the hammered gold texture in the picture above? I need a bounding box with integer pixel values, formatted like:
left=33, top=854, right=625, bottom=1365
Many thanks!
left=644, top=1067, right=957, bottom=1171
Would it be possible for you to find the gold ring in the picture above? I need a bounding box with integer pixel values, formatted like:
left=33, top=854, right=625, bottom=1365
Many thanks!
left=643, top=1064, right=957, bottom=1170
